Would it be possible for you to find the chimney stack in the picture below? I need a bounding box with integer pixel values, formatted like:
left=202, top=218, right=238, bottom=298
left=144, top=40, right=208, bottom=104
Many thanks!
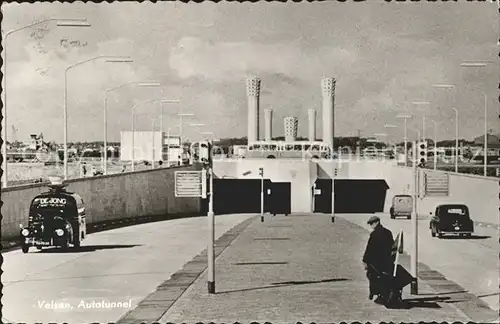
left=246, top=77, right=261, bottom=142
left=321, top=78, right=336, bottom=146
left=284, top=116, right=298, bottom=142
left=308, top=109, right=316, bottom=141
left=264, top=108, right=273, bottom=141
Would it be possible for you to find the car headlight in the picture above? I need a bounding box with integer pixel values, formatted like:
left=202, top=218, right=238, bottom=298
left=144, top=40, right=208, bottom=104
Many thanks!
left=21, top=229, right=29, bottom=236
left=55, top=229, right=64, bottom=236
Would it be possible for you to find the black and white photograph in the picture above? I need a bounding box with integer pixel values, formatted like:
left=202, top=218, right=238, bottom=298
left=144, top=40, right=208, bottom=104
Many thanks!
left=1, top=1, right=499, bottom=323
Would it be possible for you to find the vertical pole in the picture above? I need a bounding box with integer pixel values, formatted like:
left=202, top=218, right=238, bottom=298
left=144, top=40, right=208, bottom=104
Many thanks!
left=131, top=106, right=135, bottom=172
left=207, top=166, right=215, bottom=294
left=433, top=124, right=437, bottom=170
left=422, top=114, right=425, bottom=142
left=260, top=168, right=264, bottom=222
left=167, top=128, right=170, bottom=166
left=455, top=110, right=458, bottom=173
left=404, top=118, right=408, bottom=167
left=483, top=94, right=488, bottom=176
left=411, top=141, right=418, bottom=294
left=179, top=115, right=183, bottom=145
left=64, top=70, right=69, bottom=180
left=103, top=92, right=108, bottom=175
left=151, top=119, right=155, bottom=170
left=160, top=104, right=164, bottom=165
left=331, top=145, right=335, bottom=223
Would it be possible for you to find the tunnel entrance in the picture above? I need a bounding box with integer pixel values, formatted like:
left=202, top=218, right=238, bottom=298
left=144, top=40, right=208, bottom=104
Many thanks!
left=313, top=179, right=388, bottom=214
left=208, top=179, right=291, bottom=215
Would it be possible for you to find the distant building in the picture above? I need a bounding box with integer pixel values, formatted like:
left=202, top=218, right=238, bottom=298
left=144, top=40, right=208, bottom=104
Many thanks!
left=120, top=131, right=182, bottom=163
left=284, top=116, right=298, bottom=142
left=473, top=133, right=500, bottom=148
left=29, top=134, right=44, bottom=150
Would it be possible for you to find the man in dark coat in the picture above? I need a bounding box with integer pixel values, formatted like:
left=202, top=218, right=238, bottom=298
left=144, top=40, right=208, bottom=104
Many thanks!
left=362, top=216, right=394, bottom=303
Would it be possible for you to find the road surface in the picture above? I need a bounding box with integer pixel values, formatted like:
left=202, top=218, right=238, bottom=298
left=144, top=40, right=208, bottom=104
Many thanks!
left=2, top=214, right=254, bottom=324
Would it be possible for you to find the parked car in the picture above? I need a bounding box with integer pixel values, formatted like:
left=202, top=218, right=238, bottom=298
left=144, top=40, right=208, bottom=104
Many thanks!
left=390, top=195, right=412, bottom=219
left=429, top=204, right=474, bottom=238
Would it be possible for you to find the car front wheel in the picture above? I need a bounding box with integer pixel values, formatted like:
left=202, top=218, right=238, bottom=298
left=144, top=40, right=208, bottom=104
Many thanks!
left=22, top=245, right=29, bottom=253
left=431, top=226, right=436, bottom=237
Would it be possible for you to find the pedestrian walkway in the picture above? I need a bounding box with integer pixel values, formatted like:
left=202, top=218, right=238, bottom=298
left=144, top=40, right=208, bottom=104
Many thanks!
left=118, top=214, right=497, bottom=323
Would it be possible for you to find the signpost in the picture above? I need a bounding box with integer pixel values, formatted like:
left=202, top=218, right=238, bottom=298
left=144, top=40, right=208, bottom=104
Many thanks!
left=259, top=167, right=264, bottom=222
left=174, top=141, right=214, bottom=295
left=411, top=141, right=419, bottom=294
left=331, top=146, right=336, bottom=223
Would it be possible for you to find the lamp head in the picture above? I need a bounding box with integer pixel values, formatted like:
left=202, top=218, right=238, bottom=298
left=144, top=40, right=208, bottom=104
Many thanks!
left=56, top=19, right=91, bottom=27
left=106, top=57, right=133, bottom=63
left=432, top=84, right=454, bottom=89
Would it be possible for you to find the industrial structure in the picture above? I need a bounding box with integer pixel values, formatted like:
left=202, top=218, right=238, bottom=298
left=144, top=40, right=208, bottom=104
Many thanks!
left=244, top=77, right=335, bottom=159
left=284, top=116, right=299, bottom=142
left=246, top=77, right=261, bottom=143
left=308, top=109, right=317, bottom=141
left=264, top=108, right=273, bottom=141
left=321, top=77, right=335, bottom=146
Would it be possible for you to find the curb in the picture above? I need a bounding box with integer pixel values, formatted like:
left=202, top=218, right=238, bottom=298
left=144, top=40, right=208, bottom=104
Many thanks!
left=115, top=216, right=257, bottom=324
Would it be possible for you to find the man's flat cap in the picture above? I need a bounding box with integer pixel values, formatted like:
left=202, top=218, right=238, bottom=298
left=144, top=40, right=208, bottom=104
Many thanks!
left=367, top=216, right=380, bottom=224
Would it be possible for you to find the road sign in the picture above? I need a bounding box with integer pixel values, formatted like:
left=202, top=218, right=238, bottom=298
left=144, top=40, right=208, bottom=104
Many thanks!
left=175, top=171, right=205, bottom=197
left=423, top=171, right=449, bottom=197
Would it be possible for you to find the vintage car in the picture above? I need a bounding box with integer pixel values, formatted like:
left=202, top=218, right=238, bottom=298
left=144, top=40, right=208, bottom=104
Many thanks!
left=19, top=177, right=87, bottom=253
left=390, top=195, right=413, bottom=219
left=429, top=204, right=474, bottom=238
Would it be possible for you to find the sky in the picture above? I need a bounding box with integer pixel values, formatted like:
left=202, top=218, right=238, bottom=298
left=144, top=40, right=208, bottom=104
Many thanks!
left=1, top=1, right=498, bottom=144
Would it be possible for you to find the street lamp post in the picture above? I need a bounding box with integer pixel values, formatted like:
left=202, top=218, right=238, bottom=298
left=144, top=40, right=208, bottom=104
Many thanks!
left=178, top=113, right=195, bottom=144
left=433, top=74, right=489, bottom=176
left=412, top=101, right=430, bottom=142
left=453, top=108, right=459, bottom=173
left=64, top=56, right=133, bottom=180
left=430, top=120, right=438, bottom=170
left=131, top=99, right=180, bottom=171
left=461, top=62, right=489, bottom=176
left=103, top=81, right=161, bottom=175
left=2, top=18, right=91, bottom=187
left=396, top=114, right=412, bottom=166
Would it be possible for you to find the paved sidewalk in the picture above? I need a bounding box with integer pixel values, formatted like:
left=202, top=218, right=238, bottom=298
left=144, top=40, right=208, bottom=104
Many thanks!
left=118, top=214, right=498, bottom=323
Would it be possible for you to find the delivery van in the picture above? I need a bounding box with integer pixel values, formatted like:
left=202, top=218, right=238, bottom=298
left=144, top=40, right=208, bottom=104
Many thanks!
left=390, top=195, right=413, bottom=219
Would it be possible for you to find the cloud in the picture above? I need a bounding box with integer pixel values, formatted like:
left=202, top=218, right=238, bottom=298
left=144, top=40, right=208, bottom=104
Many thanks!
left=168, top=36, right=359, bottom=82
left=7, top=36, right=154, bottom=142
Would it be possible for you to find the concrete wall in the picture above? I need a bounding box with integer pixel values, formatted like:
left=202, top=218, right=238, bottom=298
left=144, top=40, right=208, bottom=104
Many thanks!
left=213, top=159, right=316, bottom=213
left=213, top=158, right=498, bottom=224
left=316, top=160, right=350, bottom=179
left=213, top=160, right=239, bottom=179
left=2, top=165, right=202, bottom=241
left=387, top=165, right=498, bottom=225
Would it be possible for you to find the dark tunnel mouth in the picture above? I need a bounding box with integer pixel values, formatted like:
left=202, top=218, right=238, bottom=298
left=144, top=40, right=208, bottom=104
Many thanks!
left=203, top=178, right=388, bottom=215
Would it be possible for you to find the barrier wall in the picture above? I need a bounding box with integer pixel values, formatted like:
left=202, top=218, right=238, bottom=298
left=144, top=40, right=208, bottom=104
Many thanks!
left=213, top=158, right=498, bottom=224
left=1, top=165, right=203, bottom=241
left=387, top=165, right=498, bottom=225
